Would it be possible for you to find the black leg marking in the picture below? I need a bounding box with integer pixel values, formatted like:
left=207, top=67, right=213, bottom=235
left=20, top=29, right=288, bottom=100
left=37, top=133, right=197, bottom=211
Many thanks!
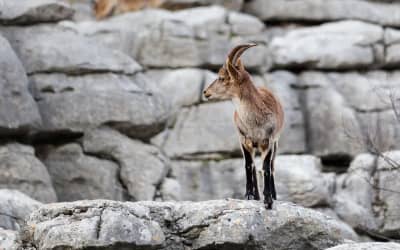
left=242, top=145, right=255, bottom=200
left=263, top=149, right=273, bottom=209
left=252, top=164, right=260, bottom=200
left=271, top=142, right=277, bottom=200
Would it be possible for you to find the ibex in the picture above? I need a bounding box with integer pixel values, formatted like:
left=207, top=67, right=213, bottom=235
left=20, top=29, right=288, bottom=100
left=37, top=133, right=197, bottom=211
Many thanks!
left=203, top=44, right=284, bottom=209
left=93, top=0, right=163, bottom=19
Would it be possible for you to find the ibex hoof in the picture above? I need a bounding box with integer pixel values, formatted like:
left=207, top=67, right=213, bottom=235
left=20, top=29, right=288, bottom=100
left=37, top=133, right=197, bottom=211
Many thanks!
left=245, top=193, right=256, bottom=200
left=264, top=197, right=273, bottom=209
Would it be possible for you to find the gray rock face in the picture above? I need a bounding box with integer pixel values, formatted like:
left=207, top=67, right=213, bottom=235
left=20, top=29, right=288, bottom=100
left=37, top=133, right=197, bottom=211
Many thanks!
left=43, top=143, right=124, bottom=202
left=83, top=128, right=169, bottom=201
left=0, top=0, right=74, bottom=25
left=327, top=242, right=400, bottom=250
left=0, top=228, right=20, bottom=250
left=24, top=200, right=357, bottom=250
left=334, top=151, right=400, bottom=238
left=0, top=143, right=57, bottom=203
left=0, top=189, right=42, bottom=230
left=28, top=71, right=169, bottom=140
left=164, top=0, right=244, bottom=11
left=163, top=101, right=239, bottom=159
left=1, top=25, right=141, bottom=75
left=0, top=34, right=42, bottom=136
left=275, top=155, right=335, bottom=207
left=270, top=21, right=383, bottom=70
left=244, top=0, right=400, bottom=27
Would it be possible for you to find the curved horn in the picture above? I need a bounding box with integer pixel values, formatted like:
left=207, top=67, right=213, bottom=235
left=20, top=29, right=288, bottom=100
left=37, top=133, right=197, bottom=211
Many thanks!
left=232, top=43, right=257, bottom=66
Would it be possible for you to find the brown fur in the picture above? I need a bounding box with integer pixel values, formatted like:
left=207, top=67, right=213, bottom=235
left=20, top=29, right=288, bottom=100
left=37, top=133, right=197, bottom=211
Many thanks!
left=203, top=44, right=284, bottom=208
left=94, top=0, right=163, bottom=19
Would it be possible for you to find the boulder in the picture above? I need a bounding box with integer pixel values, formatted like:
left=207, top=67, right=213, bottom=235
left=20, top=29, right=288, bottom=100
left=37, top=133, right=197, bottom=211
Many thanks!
left=0, top=189, right=42, bottom=230
left=83, top=128, right=169, bottom=201
left=274, top=155, right=335, bottom=207
left=334, top=151, right=400, bottom=238
left=163, top=0, right=244, bottom=11
left=0, top=0, right=73, bottom=25
left=0, top=25, right=141, bottom=75
left=162, top=101, right=240, bottom=159
left=244, top=0, right=400, bottom=27
left=24, top=199, right=357, bottom=250
left=0, top=143, right=57, bottom=203
left=0, top=34, right=42, bottom=137
left=0, top=228, right=20, bottom=250
left=327, top=242, right=400, bottom=250
left=160, top=178, right=182, bottom=201
left=43, top=143, right=125, bottom=202
left=270, top=21, right=383, bottom=70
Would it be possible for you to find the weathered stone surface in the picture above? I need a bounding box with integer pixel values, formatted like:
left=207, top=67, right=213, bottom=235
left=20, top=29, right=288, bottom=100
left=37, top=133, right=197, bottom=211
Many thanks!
left=244, top=0, right=400, bottom=27
left=0, top=0, right=74, bottom=25
left=163, top=101, right=239, bottom=159
left=29, top=73, right=143, bottom=100
left=275, top=155, right=335, bottom=207
left=333, top=154, right=378, bottom=231
left=83, top=128, right=169, bottom=201
left=270, top=21, right=383, bottom=70
left=164, top=0, right=244, bottom=11
left=63, top=7, right=268, bottom=71
left=43, top=143, right=124, bottom=202
left=327, top=242, right=400, bottom=250
left=299, top=72, right=363, bottom=157
left=144, top=69, right=205, bottom=111
left=0, top=189, right=42, bottom=231
left=35, top=86, right=169, bottom=140
left=1, top=25, right=141, bottom=74
left=0, top=228, right=20, bottom=250
left=160, top=178, right=182, bottom=201
left=376, top=151, right=400, bottom=238
left=0, top=143, right=57, bottom=203
left=0, top=34, right=42, bottom=137
left=171, top=159, right=245, bottom=201
left=24, top=200, right=357, bottom=250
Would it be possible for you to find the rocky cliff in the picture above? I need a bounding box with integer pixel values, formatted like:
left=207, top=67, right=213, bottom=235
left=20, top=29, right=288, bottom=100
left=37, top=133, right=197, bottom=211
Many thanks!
left=1, top=0, right=400, bottom=249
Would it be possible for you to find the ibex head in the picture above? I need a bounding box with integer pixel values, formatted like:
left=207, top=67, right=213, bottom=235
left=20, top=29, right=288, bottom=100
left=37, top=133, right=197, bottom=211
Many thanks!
left=203, top=43, right=257, bottom=100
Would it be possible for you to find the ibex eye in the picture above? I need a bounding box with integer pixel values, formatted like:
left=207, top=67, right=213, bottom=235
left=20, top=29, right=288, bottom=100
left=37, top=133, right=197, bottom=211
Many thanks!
left=219, top=77, right=224, bottom=81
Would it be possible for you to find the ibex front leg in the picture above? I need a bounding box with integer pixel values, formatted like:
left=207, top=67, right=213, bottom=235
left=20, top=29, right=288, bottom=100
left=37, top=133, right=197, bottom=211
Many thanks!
left=242, top=144, right=259, bottom=200
left=261, top=145, right=274, bottom=209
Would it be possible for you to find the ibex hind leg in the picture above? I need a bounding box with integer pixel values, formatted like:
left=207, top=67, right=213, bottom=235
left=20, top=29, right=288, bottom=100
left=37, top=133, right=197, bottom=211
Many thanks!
left=271, top=142, right=278, bottom=200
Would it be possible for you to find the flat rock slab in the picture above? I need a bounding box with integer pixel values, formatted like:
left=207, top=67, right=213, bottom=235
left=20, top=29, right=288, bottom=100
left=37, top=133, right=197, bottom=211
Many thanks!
left=327, top=242, right=400, bottom=250
left=0, top=0, right=74, bottom=25
left=24, top=200, right=356, bottom=250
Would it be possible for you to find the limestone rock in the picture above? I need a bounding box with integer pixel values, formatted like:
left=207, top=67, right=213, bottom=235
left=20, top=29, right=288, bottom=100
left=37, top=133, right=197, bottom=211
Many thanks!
left=0, top=143, right=57, bottom=203
left=24, top=199, right=357, bottom=250
left=0, top=228, right=20, bottom=250
left=270, top=21, right=383, bottom=70
left=0, top=34, right=42, bottom=137
left=43, top=143, right=125, bottom=201
left=327, top=242, right=400, bottom=250
left=83, top=128, right=169, bottom=201
left=0, top=0, right=74, bottom=25
left=0, top=189, right=42, bottom=230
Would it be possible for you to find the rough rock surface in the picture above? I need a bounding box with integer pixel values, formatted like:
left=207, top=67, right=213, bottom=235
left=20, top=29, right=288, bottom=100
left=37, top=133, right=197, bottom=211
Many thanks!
left=0, top=228, right=20, bottom=250
left=244, top=0, right=400, bottom=27
left=0, top=189, right=42, bottom=230
left=83, top=128, right=169, bottom=201
left=326, top=242, right=400, bottom=250
left=43, top=143, right=124, bottom=202
left=0, top=0, right=74, bottom=25
left=23, top=200, right=357, bottom=250
left=0, top=143, right=57, bottom=203
left=0, top=34, right=42, bottom=137
left=333, top=151, right=400, bottom=238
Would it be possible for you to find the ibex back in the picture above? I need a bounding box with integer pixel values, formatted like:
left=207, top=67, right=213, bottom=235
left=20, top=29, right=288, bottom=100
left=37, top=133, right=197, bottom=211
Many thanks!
left=203, top=44, right=284, bottom=209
